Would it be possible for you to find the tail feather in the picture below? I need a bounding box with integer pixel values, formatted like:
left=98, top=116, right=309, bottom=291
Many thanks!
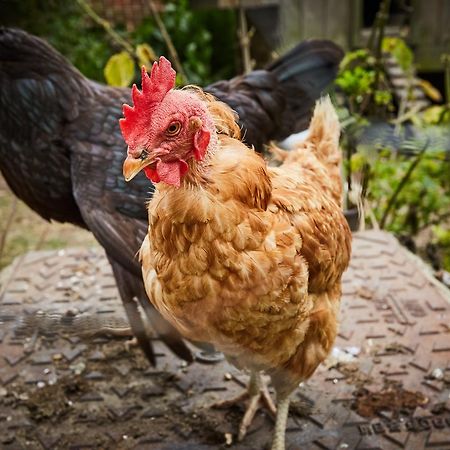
left=267, top=40, right=343, bottom=83
left=307, top=96, right=342, bottom=203
left=308, top=97, right=340, bottom=164
left=267, top=40, right=344, bottom=138
left=205, top=39, right=343, bottom=150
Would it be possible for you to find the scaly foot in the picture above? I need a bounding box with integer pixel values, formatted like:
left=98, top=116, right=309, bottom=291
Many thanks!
left=212, top=372, right=276, bottom=441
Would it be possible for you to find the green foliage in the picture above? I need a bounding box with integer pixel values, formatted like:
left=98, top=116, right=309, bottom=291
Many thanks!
left=130, top=0, right=236, bottom=86
left=1, top=0, right=112, bottom=81
left=367, top=148, right=450, bottom=234
left=3, top=0, right=237, bottom=85
left=160, top=1, right=212, bottom=84
left=343, top=120, right=450, bottom=270
left=374, top=89, right=393, bottom=106
left=339, top=49, right=374, bottom=69
left=433, top=225, right=450, bottom=270
left=335, top=48, right=394, bottom=116
left=433, top=225, right=450, bottom=246
left=382, top=37, right=414, bottom=71
left=337, top=32, right=450, bottom=270
left=422, top=105, right=450, bottom=125
left=336, top=65, right=375, bottom=99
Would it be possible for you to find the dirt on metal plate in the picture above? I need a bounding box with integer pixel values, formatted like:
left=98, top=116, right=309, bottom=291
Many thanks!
left=0, top=230, right=449, bottom=450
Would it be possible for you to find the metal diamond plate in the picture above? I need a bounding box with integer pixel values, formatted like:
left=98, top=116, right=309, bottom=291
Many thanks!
left=0, top=230, right=449, bottom=449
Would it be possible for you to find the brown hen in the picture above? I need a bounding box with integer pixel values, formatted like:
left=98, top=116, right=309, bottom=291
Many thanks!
left=122, top=58, right=352, bottom=450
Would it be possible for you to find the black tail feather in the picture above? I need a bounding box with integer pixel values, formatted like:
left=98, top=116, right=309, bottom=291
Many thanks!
left=205, top=39, right=343, bottom=150
left=267, top=39, right=344, bottom=140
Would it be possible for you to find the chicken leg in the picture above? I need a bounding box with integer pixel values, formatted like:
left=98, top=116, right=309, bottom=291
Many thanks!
left=213, top=371, right=277, bottom=440
left=270, top=393, right=290, bottom=450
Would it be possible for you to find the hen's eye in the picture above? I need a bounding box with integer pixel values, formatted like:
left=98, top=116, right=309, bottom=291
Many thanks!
left=166, top=121, right=181, bottom=136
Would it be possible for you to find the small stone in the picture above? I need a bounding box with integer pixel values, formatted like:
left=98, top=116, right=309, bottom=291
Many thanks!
left=0, top=387, right=7, bottom=397
left=37, top=381, right=45, bottom=388
left=69, top=362, right=86, bottom=375
left=431, top=368, right=444, bottom=380
left=225, top=433, right=233, bottom=446
left=224, top=373, right=232, bottom=381
left=52, top=353, right=63, bottom=361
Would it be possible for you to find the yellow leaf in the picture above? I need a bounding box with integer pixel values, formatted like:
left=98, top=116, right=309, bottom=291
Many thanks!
left=418, top=79, right=443, bottom=102
left=422, top=105, right=445, bottom=124
left=136, top=43, right=157, bottom=71
left=104, top=51, right=135, bottom=87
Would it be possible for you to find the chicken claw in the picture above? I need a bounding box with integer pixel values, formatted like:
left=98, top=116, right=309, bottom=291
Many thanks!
left=212, top=371, right=276, bottom=440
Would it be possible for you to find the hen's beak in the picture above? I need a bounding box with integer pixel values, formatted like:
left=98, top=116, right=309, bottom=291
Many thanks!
left=123, top=150, right=153, bottom=182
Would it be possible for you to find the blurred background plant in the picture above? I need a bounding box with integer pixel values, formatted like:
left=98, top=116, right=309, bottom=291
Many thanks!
left=336, top=0, right=450, bottom=274
left=1, top=0, right=237, bottom=86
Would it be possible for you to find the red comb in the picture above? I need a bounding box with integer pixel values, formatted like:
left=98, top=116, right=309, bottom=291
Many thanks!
left=120, top=56, right=176, bottom=142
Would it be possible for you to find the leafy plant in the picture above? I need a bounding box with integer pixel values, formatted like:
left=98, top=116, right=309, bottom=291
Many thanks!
left=335, top=48, right=393, bottom=116
left=340, top=116, right=450, bottom=270
left=367, top=145, right=450, bottom=234
left=3, top=0, right=236, bottom=87
left=1, top=0, right=113, bottom=81
left=102, top=0, right=236, bottom=88
left=421, top=54, right=450, bottom=125
left=336, top=0, right=450, bottom=271
left=433, top=226, right=450, bottom=270
left=382, top=37, right=413, bottom=71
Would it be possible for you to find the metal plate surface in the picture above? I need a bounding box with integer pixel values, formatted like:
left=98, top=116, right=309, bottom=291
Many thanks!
left=0, top=230, right=449, bottom=449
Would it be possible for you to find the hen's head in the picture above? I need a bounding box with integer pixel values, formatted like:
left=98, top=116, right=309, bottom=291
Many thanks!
left=120, top=57, right=214, bottom=187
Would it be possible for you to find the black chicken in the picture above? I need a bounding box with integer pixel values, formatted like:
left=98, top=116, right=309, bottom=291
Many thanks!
left=0, top=27, right=343, bottom=364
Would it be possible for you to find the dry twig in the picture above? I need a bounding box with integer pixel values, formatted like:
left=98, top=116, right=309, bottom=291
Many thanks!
left=146, top=0, right=188, bottom=83
left=76, top=0, right=135, bottom=57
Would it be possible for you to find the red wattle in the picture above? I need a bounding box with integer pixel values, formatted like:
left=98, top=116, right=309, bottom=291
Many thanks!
left=143, top=160, right=188, bottom=188
left=157, top=160, right=188, bottom=188
left=144, top=166, right=160, bottom=183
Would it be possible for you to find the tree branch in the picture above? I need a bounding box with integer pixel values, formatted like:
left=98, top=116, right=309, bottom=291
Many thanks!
left=238, top=2, right=253, bottom=74
left=442, top=54, right=450, bottom=107
left=76, top=0, right=135, bottom=57
left=146, top=0, right=188, bottom=83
